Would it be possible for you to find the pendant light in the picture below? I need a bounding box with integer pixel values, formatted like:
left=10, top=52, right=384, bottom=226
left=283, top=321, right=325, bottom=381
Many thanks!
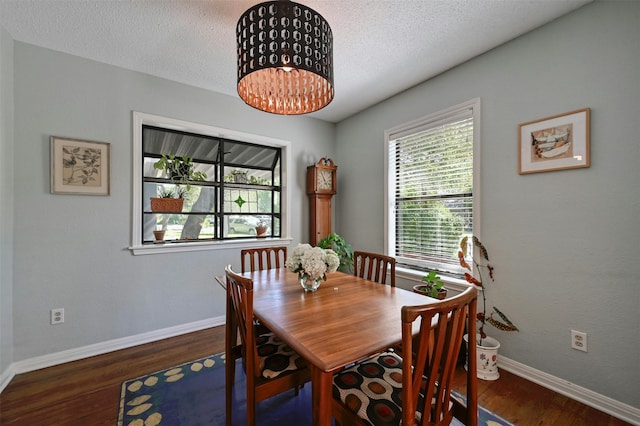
left=236, top=1, right=334, bottom=115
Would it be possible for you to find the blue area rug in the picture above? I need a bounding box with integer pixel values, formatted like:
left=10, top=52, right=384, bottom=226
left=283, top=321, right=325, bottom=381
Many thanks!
left=118, top=353, right=515, bottom=425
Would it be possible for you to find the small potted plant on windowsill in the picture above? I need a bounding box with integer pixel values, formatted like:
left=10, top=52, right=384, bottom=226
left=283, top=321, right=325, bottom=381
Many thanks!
left=255, top=220, right=268, bottom=238
left=413, top=270, right=448, bottom=299
left=150, top=153, right=206, bottom=213
left=153, top=227, right=166, bottom=242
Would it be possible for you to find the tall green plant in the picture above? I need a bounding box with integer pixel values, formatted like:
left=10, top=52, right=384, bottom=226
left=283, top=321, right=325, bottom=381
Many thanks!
left=317, top=233, right=354, bottom=272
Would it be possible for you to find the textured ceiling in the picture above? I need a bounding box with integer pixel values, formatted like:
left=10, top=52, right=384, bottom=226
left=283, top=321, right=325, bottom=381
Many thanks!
left=0, top=0, right=592, bottom=123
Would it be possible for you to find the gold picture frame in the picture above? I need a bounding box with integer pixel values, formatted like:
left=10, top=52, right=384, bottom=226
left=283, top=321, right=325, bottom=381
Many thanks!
left=50, top=136, right=110, bottom=195
left=518, top=108, right=590, bottom=174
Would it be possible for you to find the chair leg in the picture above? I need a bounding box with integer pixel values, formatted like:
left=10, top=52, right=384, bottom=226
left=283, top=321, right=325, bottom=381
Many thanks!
left=225, top=293, right=238, bottom=426
left=247, top=383, right=256, bottom=426
left=225, top=357, right=233, bottom=426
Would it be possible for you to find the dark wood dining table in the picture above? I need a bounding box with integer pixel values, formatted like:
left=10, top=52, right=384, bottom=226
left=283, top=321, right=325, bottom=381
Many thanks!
left=232, top=268, right=477, bottom=426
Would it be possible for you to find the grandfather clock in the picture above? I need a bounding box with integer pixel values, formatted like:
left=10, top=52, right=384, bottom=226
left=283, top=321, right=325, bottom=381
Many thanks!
left=307, top=158, right=337, bottom=245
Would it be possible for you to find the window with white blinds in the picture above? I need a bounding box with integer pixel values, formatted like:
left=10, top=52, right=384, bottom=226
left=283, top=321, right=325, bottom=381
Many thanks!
left=385, top=99, right=480, bottom=275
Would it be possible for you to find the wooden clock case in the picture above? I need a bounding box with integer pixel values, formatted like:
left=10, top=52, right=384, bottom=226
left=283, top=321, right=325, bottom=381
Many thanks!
left=306, top=158, right=337, bottom=245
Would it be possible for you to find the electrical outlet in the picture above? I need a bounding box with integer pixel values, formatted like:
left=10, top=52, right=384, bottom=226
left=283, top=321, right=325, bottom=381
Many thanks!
left=571, top=329, right=587, bottom=352
left=51, top=308, right=64, bottom=325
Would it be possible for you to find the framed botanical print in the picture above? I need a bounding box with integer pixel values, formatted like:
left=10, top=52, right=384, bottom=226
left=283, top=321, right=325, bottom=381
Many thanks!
left=50, top=136, right=110, bottom=195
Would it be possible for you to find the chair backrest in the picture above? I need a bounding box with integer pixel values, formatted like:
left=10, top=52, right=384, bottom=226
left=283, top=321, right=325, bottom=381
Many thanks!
left=241, top=246, right=288, bottom=273
left=353, top=251, right=396, bottom=287
left=225, top=264, right=261, bottom=379
left=400, top=286, right=478, bottom=426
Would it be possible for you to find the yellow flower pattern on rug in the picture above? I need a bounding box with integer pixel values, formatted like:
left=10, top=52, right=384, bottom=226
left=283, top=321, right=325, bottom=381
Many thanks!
left=118, top=355, right=220, bottom=426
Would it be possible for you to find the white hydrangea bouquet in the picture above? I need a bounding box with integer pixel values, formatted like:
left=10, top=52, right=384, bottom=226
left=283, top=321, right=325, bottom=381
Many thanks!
left=285, top=243, right=340, bottom=281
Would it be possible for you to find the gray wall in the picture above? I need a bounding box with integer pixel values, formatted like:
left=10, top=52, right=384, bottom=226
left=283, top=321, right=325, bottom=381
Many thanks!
left=335, top=2, right=639, bottom=407
left=10, top=42, right=334, bottom=360
left=0, top=25, right=14, bottom=378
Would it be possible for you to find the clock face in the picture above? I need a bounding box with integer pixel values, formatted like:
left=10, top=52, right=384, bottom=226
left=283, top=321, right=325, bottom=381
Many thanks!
left=317, top=169, right=333, bottom=190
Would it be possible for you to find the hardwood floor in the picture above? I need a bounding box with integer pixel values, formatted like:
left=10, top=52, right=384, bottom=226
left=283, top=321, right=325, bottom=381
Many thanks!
left=0, top=327, right=224, bottom=425
left=451, top=366, right=631, bottom=426
left=0, top=326, right=631, bottom=425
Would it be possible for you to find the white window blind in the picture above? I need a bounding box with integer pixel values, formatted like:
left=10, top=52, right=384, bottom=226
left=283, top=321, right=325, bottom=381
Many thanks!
left=387, top=101, right=477, bottom=275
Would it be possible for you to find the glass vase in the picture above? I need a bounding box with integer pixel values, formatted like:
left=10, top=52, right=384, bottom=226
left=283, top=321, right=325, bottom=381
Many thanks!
left=299, top=274, right=322, bottom=292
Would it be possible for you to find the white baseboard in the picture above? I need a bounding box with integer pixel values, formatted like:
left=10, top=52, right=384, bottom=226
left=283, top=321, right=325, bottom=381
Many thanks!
left=0, top=363, right=15, bottom=394
left=0, top=315, right=225, bottom=394
left=499, top=355, right=640, bottom=425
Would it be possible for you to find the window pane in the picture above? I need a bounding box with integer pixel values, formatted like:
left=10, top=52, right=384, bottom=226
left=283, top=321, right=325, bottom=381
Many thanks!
left=388, top=100, right=477, bottom=275
left=224, top=215, right=265, bottom=238
left=143, top=213, right=219, bottom=243
left=141, top=124, right=282, bottom=244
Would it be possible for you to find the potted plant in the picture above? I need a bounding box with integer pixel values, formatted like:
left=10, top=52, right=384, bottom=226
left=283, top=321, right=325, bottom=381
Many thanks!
left=459, top=235, right=518, bottom=380
left=255, top=220, right=268, bottom=238
left=413, top=270, right=447, bottom=299
left=153, top=228, right=166, bottom=242
left=150, top=186, right=184, bottom=213
left=150, top=153, right=207, bottom=212
left=231, top=169, right=248, bottom=183
left=317, top=232, right=354, bottom=273
left=153, top=153, right=207, bottom=188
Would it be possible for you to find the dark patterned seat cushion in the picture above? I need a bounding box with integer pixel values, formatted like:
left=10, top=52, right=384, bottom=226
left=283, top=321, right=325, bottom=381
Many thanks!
left=256, top=332, right=306, bottom=379
left=332, top=351, right=426, bottom=426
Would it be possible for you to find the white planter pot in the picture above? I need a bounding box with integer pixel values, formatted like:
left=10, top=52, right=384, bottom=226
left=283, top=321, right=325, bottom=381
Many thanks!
left=463, top=333, right=501, bottom=381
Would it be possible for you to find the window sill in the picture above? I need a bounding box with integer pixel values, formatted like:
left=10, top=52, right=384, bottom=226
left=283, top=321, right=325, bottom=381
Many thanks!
left=129, top=237, right=292, bottom=256
left=395, top=266, right=472, bottom=293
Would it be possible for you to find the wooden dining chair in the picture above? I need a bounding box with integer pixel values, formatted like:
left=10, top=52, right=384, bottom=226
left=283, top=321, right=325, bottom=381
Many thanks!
left=225, top=247, right=285, bottom=377
left=353, top=250, right=396, bottom=286
left=224, top=265, right=310, bottom=426
left=240, top=246, right=288, bottom=273
left=241, top=246, right=288, bottom=336
left=332, top=286, right=478, bottom=426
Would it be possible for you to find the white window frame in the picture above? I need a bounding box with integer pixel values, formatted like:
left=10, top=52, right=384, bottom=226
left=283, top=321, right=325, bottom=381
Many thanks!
left=384, top=98, right=481, bottom=279
left=129, top=112, right=291, bottom=255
